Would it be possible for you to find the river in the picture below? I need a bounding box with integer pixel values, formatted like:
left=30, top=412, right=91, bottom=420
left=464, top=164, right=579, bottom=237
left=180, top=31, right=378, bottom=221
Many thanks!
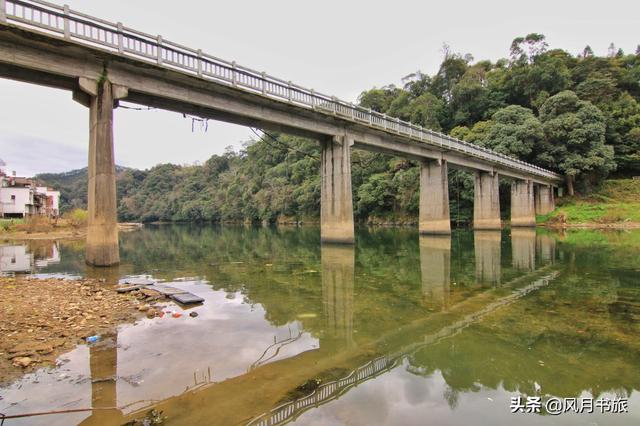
left=1, top=225, right=639, bottom=425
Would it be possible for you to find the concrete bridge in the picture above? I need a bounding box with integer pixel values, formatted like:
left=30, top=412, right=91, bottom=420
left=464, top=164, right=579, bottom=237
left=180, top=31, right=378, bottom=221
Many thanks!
left=0, top=0, right=563, bottom=265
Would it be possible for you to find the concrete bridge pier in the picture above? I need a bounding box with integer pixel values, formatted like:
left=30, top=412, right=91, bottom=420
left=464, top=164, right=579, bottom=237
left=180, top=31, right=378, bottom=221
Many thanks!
left=320, top=135, right=355, bottom=244
left=75, top=78, right=126, bottom=266
left=535, top=184, right=555, bottom=215
left=474, top=171, right=501, bottom=230
left=511, top=179, right=536, bottom=227
left=419, top=160, right=451, bottom=234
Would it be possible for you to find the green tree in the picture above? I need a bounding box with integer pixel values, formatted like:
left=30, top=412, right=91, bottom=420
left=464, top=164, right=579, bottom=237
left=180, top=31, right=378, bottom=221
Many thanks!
left=483, top=105, right=544, bottom=159
left=539, top=91, right=616, bottom=194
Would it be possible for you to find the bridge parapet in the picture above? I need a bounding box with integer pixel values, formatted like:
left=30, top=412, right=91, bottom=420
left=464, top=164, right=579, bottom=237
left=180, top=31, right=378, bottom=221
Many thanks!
left=1, top=0, right=562, bottom=183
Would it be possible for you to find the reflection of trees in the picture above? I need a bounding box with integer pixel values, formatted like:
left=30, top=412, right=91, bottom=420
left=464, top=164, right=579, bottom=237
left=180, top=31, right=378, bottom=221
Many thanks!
left=404, top=259, right=640, bottom=405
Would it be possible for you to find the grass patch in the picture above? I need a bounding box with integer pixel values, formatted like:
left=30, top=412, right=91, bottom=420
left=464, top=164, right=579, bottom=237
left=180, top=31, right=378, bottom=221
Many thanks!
left=539, top=179, right=640, bottom=225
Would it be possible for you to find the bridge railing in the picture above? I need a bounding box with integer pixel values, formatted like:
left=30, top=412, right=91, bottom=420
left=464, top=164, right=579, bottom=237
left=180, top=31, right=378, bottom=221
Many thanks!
left=0, top=0, right=562, bottom=182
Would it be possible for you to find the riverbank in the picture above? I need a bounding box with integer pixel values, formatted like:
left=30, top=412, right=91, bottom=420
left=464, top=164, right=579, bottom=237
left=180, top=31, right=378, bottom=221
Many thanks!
left=538, top=179, right=640, bottom=229
left=0, top=276, right=145, bottom=385
left=0, top=220, right=142, bottom=240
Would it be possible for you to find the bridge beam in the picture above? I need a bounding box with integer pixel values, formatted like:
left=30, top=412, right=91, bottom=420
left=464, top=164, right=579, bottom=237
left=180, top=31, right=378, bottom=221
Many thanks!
left=320, top=135, right=354, bottom=244
left=419, top=160, right=451, bottom=234
left=81, top=78, right=121, bottom=266
left=474, top=171, right=501, bottom=230
left=535, top=184, right=555, bottom=215
left=511, top=179, right=536, bottom=227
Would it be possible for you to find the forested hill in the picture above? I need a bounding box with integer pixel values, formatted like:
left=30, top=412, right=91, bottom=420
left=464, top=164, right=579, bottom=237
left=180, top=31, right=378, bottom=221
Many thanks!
left=38, top=35, right=640, bottom=224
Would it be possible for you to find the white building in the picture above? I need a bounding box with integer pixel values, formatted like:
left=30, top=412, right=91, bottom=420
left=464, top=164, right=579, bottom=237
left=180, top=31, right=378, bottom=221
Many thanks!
left=0, top=172, right=60, bottom=218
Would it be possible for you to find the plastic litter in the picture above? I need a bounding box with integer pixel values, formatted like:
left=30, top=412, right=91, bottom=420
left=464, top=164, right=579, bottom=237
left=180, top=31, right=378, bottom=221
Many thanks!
left=172, top=312, right=182, bottom=318
left=86, top=335, right=100, bottom=344
left=189, top=311, right=198, bottom=318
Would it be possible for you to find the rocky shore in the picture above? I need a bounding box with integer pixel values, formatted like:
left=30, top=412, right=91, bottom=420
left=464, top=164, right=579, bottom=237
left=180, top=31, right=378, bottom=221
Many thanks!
left=0, top=276, right=145, bottom=385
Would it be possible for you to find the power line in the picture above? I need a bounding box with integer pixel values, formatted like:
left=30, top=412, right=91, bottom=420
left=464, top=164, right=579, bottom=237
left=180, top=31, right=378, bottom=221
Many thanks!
left=249, top=128, right=319, bottom=161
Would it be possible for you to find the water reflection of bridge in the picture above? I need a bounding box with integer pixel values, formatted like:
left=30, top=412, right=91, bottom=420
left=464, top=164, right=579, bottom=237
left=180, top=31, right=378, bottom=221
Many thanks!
left=247, top=268, right=559, bottom=426
left=14, top=230, right=558, bottom=425
left=119, top=231, right=556, bottom=425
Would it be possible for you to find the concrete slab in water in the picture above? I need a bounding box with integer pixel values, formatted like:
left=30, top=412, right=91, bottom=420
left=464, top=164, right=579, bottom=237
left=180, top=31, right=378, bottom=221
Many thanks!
left=119, top=278, right=156, bottom=286
left=116, top=285, right=141, bottom=293
left=171, top=293, right=204, bottom=305
left=153, top=285, right=188, bottom=296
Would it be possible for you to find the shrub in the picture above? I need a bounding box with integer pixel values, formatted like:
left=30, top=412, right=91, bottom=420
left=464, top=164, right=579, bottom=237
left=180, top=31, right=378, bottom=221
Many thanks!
left=65, top=208, right=88, bottom=228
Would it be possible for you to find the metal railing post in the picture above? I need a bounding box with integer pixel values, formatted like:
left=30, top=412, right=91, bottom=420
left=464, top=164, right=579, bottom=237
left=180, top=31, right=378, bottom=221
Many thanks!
left=231, top=61, right=237, bottom=86
left=156, top=35, right=163, bottom=64
left=63, top=4, right=70, bottom=39
left=0, top=0, right=7, bottom=23
left=116, top=22, right=123, bottom=53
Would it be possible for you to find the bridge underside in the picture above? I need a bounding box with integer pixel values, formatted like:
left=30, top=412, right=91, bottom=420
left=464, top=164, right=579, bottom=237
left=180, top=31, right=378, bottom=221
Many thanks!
left=0, top=24, right=560, bottom=263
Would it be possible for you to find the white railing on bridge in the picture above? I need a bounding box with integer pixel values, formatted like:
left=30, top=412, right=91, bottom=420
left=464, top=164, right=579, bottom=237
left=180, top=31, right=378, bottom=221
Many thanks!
left=0, top=0, right=563, bottom=182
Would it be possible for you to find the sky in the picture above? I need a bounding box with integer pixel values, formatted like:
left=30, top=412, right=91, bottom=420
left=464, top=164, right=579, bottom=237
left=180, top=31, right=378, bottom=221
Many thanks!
left=1, top=0, right=639, bottom=177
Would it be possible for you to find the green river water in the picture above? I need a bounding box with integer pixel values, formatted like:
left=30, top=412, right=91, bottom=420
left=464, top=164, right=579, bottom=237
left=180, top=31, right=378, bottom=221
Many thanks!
left=1, top=225, right=639, bottom=425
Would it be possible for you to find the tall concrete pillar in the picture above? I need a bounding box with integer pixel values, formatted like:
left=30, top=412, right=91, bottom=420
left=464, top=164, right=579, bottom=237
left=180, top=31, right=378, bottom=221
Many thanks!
left=419, top=235, right=451, bottom=311
left=320, top=135, right=354, bottom=244
left=419, top=160, right=451, bottom=234
left=474, top=230, right=501, bottom=285
left=321, top=244, right=355, bottom=349
left=473, top=171, right=501, bottom=230
left=535, top=184, right=555, bottom=215
left=511, top=179, right=535, bottom=227
left=76, top=78, right=124, bottom=266
left=511, top=228, right=536, bottom=271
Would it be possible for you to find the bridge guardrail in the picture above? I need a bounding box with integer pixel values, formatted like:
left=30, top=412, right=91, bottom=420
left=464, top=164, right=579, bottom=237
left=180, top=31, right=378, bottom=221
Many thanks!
left=0, top=0, right=563, bottom=182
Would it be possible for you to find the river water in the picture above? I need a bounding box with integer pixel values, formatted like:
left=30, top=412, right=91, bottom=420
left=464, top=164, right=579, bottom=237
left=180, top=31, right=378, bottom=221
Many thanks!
left=1, top=225, right=639, bottom=425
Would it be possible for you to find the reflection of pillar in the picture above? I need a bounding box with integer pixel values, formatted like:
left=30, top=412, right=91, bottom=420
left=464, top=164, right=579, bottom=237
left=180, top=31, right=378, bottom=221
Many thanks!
left=419, top=235, right=451, bottom=310
left=511, top=228, right=536, bottom=271
left=321, top=244, right=355, bottom=348
left=474, top=171, right=501, bottom=230
left=79, top=334, right=122, bottom=425
left=419, top=160, right=451, bottom=234
left=536, top=233, right=556, bottom=264
left=474, top=230, right=501, bottom=285
left=320, top=135, right=354, bottom=244
left=511, top=180, right=535, bottom=227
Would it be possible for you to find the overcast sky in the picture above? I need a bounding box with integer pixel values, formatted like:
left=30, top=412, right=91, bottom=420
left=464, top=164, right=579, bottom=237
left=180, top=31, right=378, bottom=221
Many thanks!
left=1, top=0, right=638, bottom=177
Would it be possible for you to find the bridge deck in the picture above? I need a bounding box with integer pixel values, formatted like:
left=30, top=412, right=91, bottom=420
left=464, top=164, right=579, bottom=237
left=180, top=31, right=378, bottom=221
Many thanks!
left=0, top=0, right=562, bottom=185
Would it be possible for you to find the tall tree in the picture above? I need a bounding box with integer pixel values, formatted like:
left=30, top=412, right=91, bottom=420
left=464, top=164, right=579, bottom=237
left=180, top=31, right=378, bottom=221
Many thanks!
left=539, top=91, right=615, bottom=194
